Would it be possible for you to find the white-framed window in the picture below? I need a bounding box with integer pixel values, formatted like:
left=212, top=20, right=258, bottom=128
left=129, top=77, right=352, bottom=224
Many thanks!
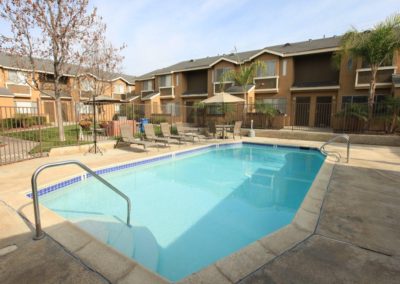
left=159, top=75, right=172, bottom=87
left=281, top=60, right=287, bottom=76
left=15, top=101, right=37, bottom=114
left=78, top=102, right=92, bottom=114
left=81, top=79, right=94, bottom=92
left=163, top=102, right=180, bottom=116
left=115, top=103, right=121, bottom=113
left=257, top=60, right=276, bottom=77
left=8, top=70, right=28, bottom=85
left=214, top=67, right=232, bottom=82
left=113, top=84, right=124, bottom=94
left=142, top=80, right=153, bottom=91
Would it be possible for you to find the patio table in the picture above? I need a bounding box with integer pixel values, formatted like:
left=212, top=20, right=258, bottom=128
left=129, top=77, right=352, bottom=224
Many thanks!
left=216, top=124, right=234, bottom=139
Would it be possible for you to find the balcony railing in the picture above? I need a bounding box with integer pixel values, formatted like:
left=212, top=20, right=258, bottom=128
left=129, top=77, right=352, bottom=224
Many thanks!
left=355, top=66, right=396, bottom=88
left=213, top=82, right=233, bottom=93
left=159, top=86, right=175, bottom=98
left=254, top=76, right=279, bottom=93
left=5, top=83, right=31, bottom=97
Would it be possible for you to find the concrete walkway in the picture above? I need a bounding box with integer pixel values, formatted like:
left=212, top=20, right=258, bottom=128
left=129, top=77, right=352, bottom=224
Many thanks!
left=240, top=142, right=400, bottom=283
left=0, top=138, right=399, bottom=283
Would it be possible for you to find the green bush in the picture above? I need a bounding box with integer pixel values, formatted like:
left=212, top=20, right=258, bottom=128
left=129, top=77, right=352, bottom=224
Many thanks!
left=1, top=115, right=47, bottom=129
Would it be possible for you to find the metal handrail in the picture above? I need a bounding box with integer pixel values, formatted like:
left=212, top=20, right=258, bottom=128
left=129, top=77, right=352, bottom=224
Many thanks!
left=31, top=160, right=131, bottom=240
left=320, top=134, right=350, bottom=163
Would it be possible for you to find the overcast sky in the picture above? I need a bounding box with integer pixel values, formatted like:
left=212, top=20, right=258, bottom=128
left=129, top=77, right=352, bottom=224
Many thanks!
left=1, top=0, right=399, bottom=76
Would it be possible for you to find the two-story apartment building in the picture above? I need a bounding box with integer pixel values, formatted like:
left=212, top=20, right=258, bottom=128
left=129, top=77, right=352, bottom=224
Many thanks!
left=0, top=52, right=136, bottom=123
left=134, top=36, right=400, bottom=128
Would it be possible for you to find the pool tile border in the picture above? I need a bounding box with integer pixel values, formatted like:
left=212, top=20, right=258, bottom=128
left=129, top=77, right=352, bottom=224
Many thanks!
left=22, top=140, right=331, bottom=284
left=27, top=141, right=321, bottom=199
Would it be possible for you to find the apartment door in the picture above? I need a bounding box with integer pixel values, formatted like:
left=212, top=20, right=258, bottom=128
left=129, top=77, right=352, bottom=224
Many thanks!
left=294, top=97, right=310, bottom=126
left=315, top=96, right=332, bottom=128
left=185, top=101, right=195, bottom=123
left=43, top=101, right=55, bottom=123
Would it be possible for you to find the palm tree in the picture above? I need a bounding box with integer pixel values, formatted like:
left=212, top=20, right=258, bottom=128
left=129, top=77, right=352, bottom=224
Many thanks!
left=335, top=14, right=400, bottom=125
left=255, top=101, right=278, bottom=128
left=220, top=51, right=265, bottom=122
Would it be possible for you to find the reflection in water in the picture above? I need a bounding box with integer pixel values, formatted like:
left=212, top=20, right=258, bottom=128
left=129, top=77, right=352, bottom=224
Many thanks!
left=41, top=144, right=324, bottom=281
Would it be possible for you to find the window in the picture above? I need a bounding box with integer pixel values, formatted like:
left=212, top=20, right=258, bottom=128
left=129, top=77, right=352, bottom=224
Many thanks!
left=257, top=60, right=276, bottom=77
left=81, top=79, right=94, bottom=92
left=214, top=67, right=232, bottom=82
left=113, top=84, right=124, bottom=94
left=8, top=71, right=28, bottom=85
left=163, top=102, right=181, bottom=116
left=176, top=74, right=179, bottom=86
left=258, top=98, right=287, bottom=114
left=159, top=75, right=172, bottom=87
left=142, top=80, right=153, bottom=91
left=115, top=103, right=121, bottom=113
left=78, top=102, right=92, bottom=114
left=342, top=95, right=368, bottom=104
left=281, top=60, right=287, bottom=76
left=15, top=101, right=37, bottom=114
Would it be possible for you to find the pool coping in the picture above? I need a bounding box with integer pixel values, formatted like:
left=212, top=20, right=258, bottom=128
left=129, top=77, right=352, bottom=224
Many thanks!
left=15, top=140, right=333, bottom=284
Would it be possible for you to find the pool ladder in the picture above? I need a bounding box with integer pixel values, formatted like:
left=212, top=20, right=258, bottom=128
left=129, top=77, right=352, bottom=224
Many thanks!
left=320, top=134, right=350, bottom=163
left=31, top=160, right=131, bottom=240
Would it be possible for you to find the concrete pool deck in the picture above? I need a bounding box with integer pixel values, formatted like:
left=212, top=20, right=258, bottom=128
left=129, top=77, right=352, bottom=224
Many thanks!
left=0, top=138, right=399, bottom=283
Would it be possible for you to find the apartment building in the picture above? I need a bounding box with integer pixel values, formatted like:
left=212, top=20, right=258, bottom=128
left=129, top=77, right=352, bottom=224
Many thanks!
left=134, top=36, right=400, bottom=128
left=0, top=53, right=136, bottom=123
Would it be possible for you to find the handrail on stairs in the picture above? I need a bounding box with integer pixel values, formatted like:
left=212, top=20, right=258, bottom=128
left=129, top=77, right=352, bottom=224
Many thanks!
left=31, top=160, right=131, bottom=240
left=320, top=134, right=350, bottom=163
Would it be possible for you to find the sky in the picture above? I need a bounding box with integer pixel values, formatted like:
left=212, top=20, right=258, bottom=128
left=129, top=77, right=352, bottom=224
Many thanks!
left=1, top=0, right=399, bottom=76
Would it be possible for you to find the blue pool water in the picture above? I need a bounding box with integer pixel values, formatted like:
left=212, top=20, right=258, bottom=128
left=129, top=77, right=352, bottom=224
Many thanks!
left=40, top=143, right=324, bottom=281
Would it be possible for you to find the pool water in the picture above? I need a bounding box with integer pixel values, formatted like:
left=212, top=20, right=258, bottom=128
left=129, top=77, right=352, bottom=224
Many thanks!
left=40, top=143, right=324, bottom=281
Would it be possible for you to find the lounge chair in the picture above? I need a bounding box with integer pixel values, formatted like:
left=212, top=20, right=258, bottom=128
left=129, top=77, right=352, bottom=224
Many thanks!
left=227, top=121, right=242, bottom=139
left=174, top=122, right=205, bottom=142
left=116, top=124, right=157, bottom=150
left=160, top=123, right=193, bottom=143
left=143, top=124, right=172, bottom=146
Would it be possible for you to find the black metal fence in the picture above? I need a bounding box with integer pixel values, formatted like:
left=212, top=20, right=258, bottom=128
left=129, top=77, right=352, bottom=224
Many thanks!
left=1, top=100, right=399, bottom=165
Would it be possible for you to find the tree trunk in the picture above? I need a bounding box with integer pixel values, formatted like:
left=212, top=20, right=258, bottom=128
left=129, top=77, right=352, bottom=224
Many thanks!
left=367, top=68, right=378, bottom=130
left=55, top=98, right=66, bottom=141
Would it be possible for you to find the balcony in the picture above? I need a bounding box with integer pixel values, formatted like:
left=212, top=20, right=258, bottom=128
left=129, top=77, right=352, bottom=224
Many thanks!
left=214, top=82, right=234, bottom=94
left=159, top=86, right=175, bottom=99
left=253, top=76, right=279, bottom=93
left=5, top=83, right=31, bottom=97
left=355, top=66, right=397, bottom=89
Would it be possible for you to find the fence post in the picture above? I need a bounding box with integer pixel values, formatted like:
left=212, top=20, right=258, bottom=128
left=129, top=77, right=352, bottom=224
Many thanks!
left=36, top=99, right=43, bottom=157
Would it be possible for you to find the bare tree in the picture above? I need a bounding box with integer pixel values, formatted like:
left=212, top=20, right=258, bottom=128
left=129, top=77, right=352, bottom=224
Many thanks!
left=78, top=23, right=126, bottom=102
left=0, top=0, right=99, bottom=141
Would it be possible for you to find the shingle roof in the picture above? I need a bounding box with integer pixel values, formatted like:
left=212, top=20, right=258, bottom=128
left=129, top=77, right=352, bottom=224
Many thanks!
left=141, top=92, right=159, bottom=101
left=136, top=36, right=342, bottom=80
left=0, top=52, right=136, bottom=84
left=226, top=85, right=254, bottom=94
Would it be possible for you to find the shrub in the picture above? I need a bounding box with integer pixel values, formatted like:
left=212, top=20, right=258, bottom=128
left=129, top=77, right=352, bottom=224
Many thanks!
left=1, top=115, right=47, bottom=129
left=79, top=119, right=92, bottom=130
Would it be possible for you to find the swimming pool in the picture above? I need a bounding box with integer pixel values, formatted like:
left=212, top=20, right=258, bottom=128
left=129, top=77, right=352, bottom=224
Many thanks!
left=39, top=143, right=325, bottom=281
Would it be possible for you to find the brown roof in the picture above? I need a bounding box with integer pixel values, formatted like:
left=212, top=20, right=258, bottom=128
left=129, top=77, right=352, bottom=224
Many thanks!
left=0, top=52, right=136, bottom=84
left=136, top=36, right=342, bottom=80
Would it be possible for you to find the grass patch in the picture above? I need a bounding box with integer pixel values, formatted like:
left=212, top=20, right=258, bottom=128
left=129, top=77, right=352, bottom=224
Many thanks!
left=4, top=125, right=92, bottom=153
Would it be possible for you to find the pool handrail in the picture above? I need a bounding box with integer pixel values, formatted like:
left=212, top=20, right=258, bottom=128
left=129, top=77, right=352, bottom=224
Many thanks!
left=320, top=134, right=350, bottom=163
left=31, top=160, right=131, bottom=240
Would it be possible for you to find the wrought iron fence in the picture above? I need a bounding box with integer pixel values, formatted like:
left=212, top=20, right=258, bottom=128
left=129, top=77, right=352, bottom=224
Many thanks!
left=1, top=99, right=399, bottom=165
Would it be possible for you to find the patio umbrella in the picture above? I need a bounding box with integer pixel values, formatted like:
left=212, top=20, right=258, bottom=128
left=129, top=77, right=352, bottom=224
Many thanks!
left=83, top=95, right=121, bottom=154
left=201, top=92, right=245, bottom=104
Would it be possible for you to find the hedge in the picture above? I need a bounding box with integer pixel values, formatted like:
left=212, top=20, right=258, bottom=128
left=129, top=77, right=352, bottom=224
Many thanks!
left=1, top=115, right=47, bottom=129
